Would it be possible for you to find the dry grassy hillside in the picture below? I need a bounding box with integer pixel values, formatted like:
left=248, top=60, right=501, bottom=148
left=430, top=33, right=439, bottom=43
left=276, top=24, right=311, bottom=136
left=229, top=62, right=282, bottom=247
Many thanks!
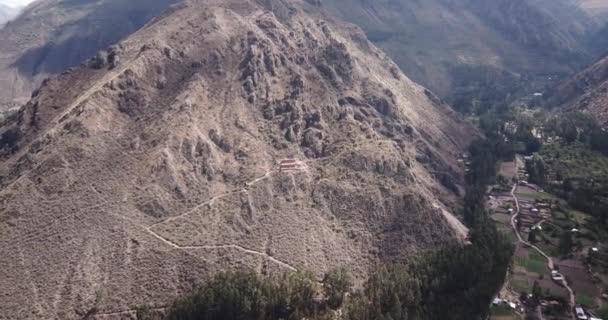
left=0, top=0, right=475, bottom=318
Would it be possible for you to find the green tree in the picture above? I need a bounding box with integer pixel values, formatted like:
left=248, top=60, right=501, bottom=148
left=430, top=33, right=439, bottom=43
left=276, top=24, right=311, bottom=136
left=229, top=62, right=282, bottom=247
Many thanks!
left=323, top=268, right=353, bottom=309
left=532, top=280, right=542, bottom=305
left=528, top=228, right=538, bottom=243
left=526, top=157, right=546, bottom=186
left=560, top=120, right=578, bottom=144
left=559, top=231, right=573, bottom=256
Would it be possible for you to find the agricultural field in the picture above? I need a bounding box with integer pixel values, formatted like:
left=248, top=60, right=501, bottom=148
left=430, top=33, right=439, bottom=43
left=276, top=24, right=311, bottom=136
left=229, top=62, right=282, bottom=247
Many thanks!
left=515, top=249, right=547, bottom=274
left=558, top=260, right=600, bottom=308
left=491, top=150, right=608, bottom=319
left=490, top=305, right=522, bottom=320
left=511, top=246, right=569, bottom=299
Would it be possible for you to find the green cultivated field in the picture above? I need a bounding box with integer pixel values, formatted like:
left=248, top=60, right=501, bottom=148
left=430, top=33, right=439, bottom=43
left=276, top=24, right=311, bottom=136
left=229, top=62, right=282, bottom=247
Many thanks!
left=515, top=251, right=546, bottom=274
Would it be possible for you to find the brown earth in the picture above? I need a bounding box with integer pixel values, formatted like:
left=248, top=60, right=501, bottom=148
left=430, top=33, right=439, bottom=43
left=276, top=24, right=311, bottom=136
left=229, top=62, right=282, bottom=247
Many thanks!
left=0, top=0, right=476, bottom=318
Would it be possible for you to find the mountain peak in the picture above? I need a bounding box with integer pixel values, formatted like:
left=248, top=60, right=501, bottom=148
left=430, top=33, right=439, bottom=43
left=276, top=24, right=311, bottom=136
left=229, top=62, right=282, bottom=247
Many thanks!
left=0, top=1, right=475, bottom=318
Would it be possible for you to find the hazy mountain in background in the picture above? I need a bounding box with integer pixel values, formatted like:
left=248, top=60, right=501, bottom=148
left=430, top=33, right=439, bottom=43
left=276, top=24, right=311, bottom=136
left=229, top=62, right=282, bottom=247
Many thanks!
left=0, top=3, right=20, bottom=26
left=2, top=0, right=607, bottom=113
left=546, top=52, right=608, bottom=125
left=0, top=0, right=178, bottom=111
left=322, top=0, right=604, bottom=109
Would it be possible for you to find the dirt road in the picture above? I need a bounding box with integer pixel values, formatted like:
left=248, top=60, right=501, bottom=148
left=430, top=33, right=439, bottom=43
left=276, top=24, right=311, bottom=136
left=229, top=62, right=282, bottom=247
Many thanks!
left=509, top=184, right=576, bottom=319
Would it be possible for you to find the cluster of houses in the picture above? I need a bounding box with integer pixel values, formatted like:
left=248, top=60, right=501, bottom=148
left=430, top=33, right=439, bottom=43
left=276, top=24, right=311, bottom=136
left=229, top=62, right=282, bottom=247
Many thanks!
left=493, top=293, right=603, bottom=320
left=492, top=297, right=523, bottom=313
left=575, top=305, right=604, bottom=320
left=517, top=198, right=551, bottom=234
left=489, top=192, right=515, bottom=215
left=458, top=153, right=471, bottom=173
left=519, top=179, right=543, bottom=192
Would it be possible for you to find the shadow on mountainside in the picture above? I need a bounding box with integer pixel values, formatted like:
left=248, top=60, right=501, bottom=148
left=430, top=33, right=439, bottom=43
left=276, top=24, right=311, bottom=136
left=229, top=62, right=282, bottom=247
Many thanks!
left=10, top=0, right=178, bottom=77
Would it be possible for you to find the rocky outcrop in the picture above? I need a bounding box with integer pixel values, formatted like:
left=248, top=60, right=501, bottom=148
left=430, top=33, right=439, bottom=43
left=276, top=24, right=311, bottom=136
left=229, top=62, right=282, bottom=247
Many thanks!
left=0, top=0, right=475, bottom=318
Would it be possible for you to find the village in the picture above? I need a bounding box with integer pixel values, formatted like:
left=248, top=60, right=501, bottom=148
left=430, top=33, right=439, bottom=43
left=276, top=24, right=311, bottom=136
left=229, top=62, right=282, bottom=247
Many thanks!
left=487, top=155, right=608, bottom=320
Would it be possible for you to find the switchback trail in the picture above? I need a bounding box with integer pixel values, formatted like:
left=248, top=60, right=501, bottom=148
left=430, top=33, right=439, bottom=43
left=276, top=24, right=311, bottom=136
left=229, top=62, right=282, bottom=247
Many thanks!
left=144, top=168, right=298, bottom=272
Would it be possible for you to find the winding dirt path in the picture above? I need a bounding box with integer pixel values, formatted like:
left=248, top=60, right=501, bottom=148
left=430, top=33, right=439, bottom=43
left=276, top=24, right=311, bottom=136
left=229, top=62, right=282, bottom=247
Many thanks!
left=509, top=184, right=576, bottom=319
left=144, top=168, right=299, bottom=272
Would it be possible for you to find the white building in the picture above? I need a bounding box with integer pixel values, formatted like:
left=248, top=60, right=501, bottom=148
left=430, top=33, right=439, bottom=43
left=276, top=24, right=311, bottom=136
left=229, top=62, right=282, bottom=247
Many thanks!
left=576, top=307, right=588, bottom=320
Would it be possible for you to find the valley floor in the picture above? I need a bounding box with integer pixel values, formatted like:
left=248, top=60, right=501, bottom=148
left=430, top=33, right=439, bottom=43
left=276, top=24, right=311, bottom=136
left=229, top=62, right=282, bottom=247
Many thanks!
left=490, top=155, right=606, bottom=320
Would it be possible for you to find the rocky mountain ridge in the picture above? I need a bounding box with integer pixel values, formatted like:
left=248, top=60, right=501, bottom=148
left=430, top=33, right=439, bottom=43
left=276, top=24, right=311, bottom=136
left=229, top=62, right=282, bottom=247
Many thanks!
left=0, top=0, right=178, bottom=111
left=546, top=54, right=608, bottom=124
left=1, top=0, right=606, bottom=112
left=322, top=0, right=602, bottom=100
left=0, top=0, right=474, bottom=318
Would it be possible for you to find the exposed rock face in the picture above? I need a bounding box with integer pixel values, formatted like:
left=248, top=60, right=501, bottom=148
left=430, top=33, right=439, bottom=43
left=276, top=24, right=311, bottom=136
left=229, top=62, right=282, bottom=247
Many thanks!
left=0, top=0, right=475, bottom=318
left=0, top=0, right=178, bottom=111
left=546, top=54, right=608, bottom=125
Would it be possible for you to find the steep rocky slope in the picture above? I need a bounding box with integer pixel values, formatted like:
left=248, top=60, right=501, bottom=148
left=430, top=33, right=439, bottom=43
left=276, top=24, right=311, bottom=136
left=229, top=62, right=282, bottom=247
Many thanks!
left=0, top=0, right=475, bottom=318
left=321, top=0, right=599, bottom=99
left=0, top=0, right=178, bottom=111
left=546, top=54, right=608, bottom=124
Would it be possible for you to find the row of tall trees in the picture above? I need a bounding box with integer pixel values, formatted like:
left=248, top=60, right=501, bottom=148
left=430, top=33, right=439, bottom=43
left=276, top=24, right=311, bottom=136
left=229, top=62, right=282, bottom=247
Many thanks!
left=161, top=115, right=515, bottom=320
left=167, top=271, right=335, bottom=320
left=510, top=111, right=608, bottom=225
left=165, top=229, right=513, bottom=320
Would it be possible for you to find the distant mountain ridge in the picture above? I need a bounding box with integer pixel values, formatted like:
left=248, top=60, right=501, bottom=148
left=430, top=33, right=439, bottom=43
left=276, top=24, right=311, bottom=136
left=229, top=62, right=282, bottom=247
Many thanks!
left=1, top=0, right=606, bottom=112
left=0, top=0, right=178, bottom=111
left=0, top=3, right=20, bottom=26
left=321, top=0, right=603, bottom=102
left=546, top=53, right=608, bottom=125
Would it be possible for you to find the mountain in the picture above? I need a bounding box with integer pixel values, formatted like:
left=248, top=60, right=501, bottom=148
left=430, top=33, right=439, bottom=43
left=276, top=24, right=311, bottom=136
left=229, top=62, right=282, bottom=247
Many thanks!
left=0, top=4, right=20, bottom=26
left=321, top=0, right=601, bottom=104
left=546, top=53, right=608, bottom=124
left=1, top=0, right=604, bottom=113
left=0, top=0, right=475, bottom=318
left=0, top=0, right=178, bottom=111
